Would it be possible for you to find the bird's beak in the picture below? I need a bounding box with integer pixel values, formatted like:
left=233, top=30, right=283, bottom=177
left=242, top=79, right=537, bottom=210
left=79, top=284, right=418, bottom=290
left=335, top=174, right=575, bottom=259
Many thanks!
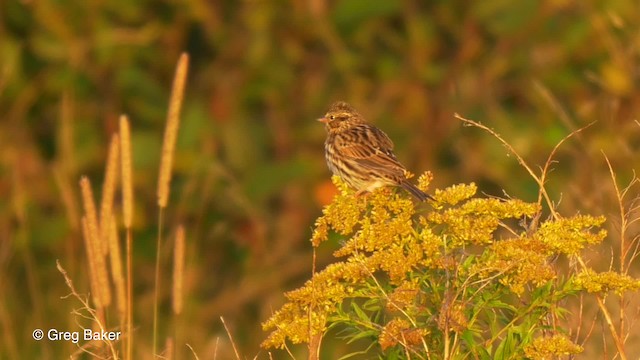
left=317, top=117, right=329, bottom=123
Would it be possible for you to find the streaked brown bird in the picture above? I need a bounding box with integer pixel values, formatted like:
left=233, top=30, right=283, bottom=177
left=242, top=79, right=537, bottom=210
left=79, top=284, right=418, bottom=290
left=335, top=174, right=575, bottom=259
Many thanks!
left=318, top=101, right=433, bottom=201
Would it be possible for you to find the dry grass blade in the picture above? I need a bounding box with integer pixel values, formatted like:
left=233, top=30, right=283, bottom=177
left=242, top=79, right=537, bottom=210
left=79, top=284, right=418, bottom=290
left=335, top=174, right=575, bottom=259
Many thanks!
left=186, top=343, right=201, bottom=360
left=574, top=256, right=628, bottom=359
left=538, top=120, right=595, bottom=210
left=603, top=152, right=640, bottom=265
left=455, top=114, right=593, bottom=222
left=56, top=260, right=119, bottom=359
left=220, top=316, right=241, bottom=360
left=454, top=114, right=594, bottom=219
left=454, top=113, right=555, bottom=215
left=157, top=53, right=190, bottom=208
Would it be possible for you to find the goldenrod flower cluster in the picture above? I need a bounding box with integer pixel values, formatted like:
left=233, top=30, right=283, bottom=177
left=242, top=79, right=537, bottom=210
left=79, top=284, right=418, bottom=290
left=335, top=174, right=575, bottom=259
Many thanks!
left=573, top=269, right=640, bottom=296
left=262, top=173, right=639, bottom=357
left=473, top=237, right=556, bottom=295
left=524, top=334, right=583, bottom=359
left=535, top=215, right=606, bottom=255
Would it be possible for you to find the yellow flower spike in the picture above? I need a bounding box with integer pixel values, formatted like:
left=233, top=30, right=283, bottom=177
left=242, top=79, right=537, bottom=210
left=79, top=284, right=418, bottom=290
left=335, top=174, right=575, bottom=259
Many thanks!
left=573, top=269, right=640, bottom=296
left=434, top=182, right=477, bottom=205
left=535, top=215, right=606, bottom=255
left=426, top=195, right=539, bottom=248
left=417, top=171, right=435, bottom=194
left=312, top=176, right=365, bottom=247
left=311, top=217, right=329, bottom=247
left=418, top=229, right=443, bottom=268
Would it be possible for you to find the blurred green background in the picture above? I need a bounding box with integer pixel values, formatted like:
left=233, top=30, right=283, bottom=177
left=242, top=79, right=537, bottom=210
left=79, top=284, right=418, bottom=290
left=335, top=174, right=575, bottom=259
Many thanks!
left=2, top=0, right=640, bottom=358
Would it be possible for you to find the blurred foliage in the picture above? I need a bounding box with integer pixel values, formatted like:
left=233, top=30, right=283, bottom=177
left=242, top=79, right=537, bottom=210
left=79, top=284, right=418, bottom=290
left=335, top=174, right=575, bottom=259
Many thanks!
left=1, top=0, right=640, bottom=358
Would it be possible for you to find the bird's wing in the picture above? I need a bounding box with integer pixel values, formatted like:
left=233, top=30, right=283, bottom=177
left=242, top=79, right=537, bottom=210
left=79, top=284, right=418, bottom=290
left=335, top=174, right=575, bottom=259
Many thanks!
left=336, top=125, right=407, bottom=175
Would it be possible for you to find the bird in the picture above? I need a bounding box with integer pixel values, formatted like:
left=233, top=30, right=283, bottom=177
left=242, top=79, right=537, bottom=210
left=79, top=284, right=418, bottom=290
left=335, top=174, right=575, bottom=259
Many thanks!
left=318, top=101, right=433, bottom=201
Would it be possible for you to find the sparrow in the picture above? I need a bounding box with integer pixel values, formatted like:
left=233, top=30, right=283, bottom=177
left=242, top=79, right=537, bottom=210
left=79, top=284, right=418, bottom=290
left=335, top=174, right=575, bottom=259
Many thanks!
left=319, top=101, right=433, bottom=201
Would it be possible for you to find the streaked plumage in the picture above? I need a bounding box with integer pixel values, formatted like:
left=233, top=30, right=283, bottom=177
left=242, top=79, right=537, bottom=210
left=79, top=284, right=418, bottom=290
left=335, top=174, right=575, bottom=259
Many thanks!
left=318, top=101, right=433, bottom=201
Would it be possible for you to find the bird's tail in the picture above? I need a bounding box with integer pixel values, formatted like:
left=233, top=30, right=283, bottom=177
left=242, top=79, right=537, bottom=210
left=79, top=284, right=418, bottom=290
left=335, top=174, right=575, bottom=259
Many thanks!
left=400, top=181, right=434, bottom=201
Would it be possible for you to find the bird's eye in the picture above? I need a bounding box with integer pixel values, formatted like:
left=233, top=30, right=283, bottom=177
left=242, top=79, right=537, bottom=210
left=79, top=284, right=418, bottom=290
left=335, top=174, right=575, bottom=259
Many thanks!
left=330, top=115, right=335, bottom=120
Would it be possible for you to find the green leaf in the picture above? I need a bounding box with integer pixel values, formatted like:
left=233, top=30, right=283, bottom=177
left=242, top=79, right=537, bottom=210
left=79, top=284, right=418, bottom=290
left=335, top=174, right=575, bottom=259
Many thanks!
left=494, top=329, right=520, bottom=360
left=346, top=329, right=377, bottom=344
left=351, top=301, right=370, bottom=322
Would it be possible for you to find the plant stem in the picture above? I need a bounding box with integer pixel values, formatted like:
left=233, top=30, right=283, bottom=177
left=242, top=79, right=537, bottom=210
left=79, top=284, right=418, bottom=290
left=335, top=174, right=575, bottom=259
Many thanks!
left=153, top=211, right=164, bottom=356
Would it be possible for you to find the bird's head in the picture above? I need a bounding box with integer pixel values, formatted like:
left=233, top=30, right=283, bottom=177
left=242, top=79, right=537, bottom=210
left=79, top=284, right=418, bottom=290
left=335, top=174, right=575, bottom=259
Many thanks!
left=318, top=101, right=364, bottom=133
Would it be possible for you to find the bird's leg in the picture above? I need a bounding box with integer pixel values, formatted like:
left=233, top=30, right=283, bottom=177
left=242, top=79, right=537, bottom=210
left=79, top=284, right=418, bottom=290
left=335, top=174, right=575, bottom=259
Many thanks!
left=381, top=188, right=393, bottom=197
left=354, top=189, right=371, bottom=207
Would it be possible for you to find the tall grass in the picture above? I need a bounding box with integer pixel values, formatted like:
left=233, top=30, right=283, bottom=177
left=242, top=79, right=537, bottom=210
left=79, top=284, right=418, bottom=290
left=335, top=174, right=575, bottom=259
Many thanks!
left=119, top=114, right=134, bottom=360
left=153, top=52, right=190, bottom=357
left=55, top=53, right=193, bottom=359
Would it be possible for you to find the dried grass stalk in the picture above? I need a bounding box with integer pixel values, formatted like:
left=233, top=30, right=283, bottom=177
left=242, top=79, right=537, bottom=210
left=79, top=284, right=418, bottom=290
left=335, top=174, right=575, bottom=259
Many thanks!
left=58, top=92, right=75, bottom=175
left=80, top=177, right=112, bottom=307
left=52, top=165, right=80, bottom=231
left=108, top=215, right=126, bottom=319
left=120, top=115, right=134, bottom=228
left=164, top=337, right=175, bottom=360
left=81, top=217, right=103, bottom=309
left=100, top=134, right=120, bottom=256
left=172, top=225, right=186, bottom=315
left=157, top=53, right=190, bottom=208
